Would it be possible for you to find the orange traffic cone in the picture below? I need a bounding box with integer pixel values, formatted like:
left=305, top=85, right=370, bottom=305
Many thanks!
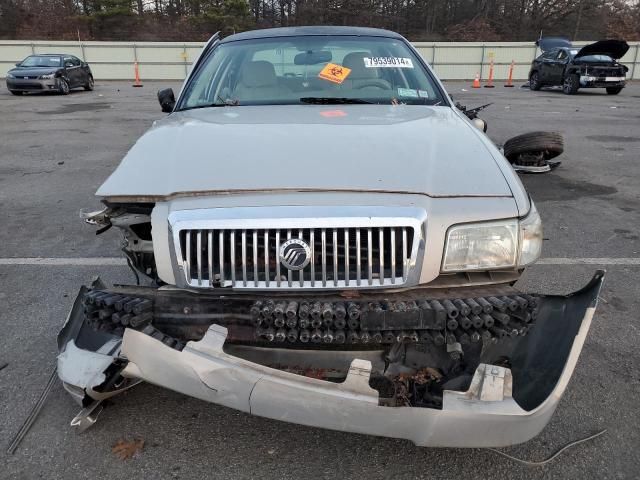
left=472, top=72, right=481, bottom=88
left=504, top=60, right=515, bottom=87
left=132, top=61, right=143, bottom=88
left=484, top=59, right=495, bottom=88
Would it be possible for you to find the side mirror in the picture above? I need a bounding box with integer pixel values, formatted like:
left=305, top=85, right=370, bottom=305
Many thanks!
left=64, top=62, right=74, bottom=68
left=15, top=62, right=21, bottom=67
left=472, top=117, right=488, bottom=133
left=157, top=88, right=176, bottom=113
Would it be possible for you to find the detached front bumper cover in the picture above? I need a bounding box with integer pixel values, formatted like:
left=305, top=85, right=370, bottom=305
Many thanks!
left=57, top=272, right=604, bottom=447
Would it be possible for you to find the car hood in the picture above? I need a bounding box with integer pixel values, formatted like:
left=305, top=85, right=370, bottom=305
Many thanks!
left=9, top=67, right=58, bottom=76
left=536, top=36, right=572, bottom=52
left=96, top=105, right=514, bottom=200
left=574, top=40, right=629, bottom=59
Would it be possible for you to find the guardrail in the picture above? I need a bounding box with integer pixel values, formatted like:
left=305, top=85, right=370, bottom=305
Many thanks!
left=1, top=39, right=638, bottom=81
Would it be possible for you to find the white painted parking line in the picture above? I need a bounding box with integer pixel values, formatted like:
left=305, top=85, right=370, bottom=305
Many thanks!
left=0, top=257, right=127, bottom=266
left=536, top=258, right=640, bottom=265
left=1, top=257, right=640, bottom=267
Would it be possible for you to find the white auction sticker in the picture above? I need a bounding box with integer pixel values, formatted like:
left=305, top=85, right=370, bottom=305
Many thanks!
left=397, top=87, right=419, bottom=98
left=364, top=57, right=414, bottom=68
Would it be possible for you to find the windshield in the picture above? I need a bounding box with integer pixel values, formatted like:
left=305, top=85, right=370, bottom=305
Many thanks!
left=178, top=36, right=445, bottom=110
left=19, top=55, right=62, bottom=67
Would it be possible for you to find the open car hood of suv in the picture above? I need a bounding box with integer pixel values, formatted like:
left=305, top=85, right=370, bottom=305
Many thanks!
left=536, top=36, right=572, bottom=52
left=96, top=105, right=514, bottom=201
left=574, top=39, right=629, bottom=59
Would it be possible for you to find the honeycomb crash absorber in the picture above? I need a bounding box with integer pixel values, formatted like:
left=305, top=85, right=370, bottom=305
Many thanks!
left=487, top=296, right=507, bottom=313
left=311, top=329, right=323, bottom=343
left=257, top=327, right=275, bottom=342
left=453, top=299, right=471, bottom=317
left=273, top=301, right=287, bottom=328
left=131, top=299, right=152, bottom=316
left=299, top=329, right=311, bottom=343
left=322, top=302, right=334, bottom=327
left=459, top=316, right=472, bottom=330
left=442, top=299, right=459, bottom=319
left=347, top=302, right=361, bottom=329
left=262, top=300, right=275, bottom=322
left=475, top=297, right=494, bottom=314
left=285, top=301, right=298, bottom=321
left=470, top=315, right=484, bottom=329
left=250, top=300, right=263, bottom=320
left=298, top=301, right=310, bottom=320
left=499, top=296, right=519, bottom=312
left=491, top=311, right=511, bottom=326
left=347, top=331, right=360, bottom=344
left=275, top=328, right=287, bottom=343
left=322, top=329, right=334, bottom=343
left=287, top=328, right=299, bottom=343
left=464, top=298, right=483, bottom=315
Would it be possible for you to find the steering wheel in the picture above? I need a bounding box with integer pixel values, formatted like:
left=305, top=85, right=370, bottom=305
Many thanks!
left=354, top=80, right=391, bottom=90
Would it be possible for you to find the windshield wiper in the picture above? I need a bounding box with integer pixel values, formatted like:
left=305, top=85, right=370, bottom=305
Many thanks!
left=180, top=97, right=239, bottom=111
left=300, top=97, right=373, bottom=105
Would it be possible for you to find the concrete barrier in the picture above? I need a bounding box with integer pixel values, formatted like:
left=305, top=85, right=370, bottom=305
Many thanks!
left=1, top=39, right=638, bottom=81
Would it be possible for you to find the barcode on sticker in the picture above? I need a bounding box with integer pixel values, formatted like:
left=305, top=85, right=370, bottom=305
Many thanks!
left=364, top=57, right=414, bottom=68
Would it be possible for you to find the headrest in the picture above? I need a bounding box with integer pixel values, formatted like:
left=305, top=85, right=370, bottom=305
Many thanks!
left=240, top=61, right=278, bottom=87
left=341, top=52, right=378, bottom=80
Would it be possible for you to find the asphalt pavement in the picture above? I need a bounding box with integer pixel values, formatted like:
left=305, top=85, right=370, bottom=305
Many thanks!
left=0, top=80, right=639, bottom=479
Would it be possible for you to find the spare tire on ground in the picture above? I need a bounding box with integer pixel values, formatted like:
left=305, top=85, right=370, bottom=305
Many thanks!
left=503, top=131, right=564, bottom=162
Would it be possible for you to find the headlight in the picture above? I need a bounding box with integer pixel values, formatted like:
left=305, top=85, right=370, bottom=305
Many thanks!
left=442, top=219, right=518, bottom=272
left=518, top=202, right=543, bottom=266
left=442, top=203, right=542, bottom=272
left=6, top=72, right=15, bottom=78
left=39, top=73, right=55, bottom=79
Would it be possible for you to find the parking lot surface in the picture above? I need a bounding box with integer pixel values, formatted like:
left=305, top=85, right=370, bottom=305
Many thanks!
left=1, top=81, right=639, bottom=479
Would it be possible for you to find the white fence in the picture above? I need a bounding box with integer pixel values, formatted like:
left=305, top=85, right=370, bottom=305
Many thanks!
left=1, top=39, right=639, bottom=81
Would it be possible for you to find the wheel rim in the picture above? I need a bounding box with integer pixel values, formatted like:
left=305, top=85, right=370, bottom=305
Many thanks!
left=564, top=77, right=573, bottom=92
left=89, top=77, right=94, bottom=88
left=61, top=80, right=69, bottom=93
left=531, top=74, right=538, bottom=87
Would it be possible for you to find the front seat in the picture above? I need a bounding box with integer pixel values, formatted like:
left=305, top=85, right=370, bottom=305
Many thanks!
left=233, top=60, right=289, bottom=102
left=341, top=52, right=392, bottom=91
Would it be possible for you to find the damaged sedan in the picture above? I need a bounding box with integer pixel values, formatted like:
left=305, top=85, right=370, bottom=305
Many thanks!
left=58, top=26, right=604, bottom=447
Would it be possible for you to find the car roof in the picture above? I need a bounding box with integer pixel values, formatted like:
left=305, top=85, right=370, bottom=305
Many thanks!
left=221, top=26, right=405, bottom=43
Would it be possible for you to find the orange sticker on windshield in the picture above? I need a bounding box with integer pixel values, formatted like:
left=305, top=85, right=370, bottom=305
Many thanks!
left=318, top=63, right=351, bottom=84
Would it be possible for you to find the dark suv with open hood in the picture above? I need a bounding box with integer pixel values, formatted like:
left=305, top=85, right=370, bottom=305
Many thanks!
left=529, top=38, right=629, bottom=95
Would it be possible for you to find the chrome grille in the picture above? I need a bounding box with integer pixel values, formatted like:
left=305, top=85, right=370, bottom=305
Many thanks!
left=177, top=226, right=416, bottom=289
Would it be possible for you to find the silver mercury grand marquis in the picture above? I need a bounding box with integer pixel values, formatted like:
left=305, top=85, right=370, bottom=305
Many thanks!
left=59, top=26, right=604, bottom=447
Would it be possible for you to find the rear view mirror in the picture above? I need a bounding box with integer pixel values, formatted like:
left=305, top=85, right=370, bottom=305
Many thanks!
left=157, top=88, right=176, bottom=113
left=15, top=62, right=20, bottom=67
left=294, top=50, right=332, bottom=66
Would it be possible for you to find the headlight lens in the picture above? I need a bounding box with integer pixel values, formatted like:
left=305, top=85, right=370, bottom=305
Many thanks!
left=39, top=73, right=55, bottom=79
left=7, top=72, right=15, bottom=78
left=442, top=219, right=518, bottom=272
left=442, top=203, right=543, bottom=272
